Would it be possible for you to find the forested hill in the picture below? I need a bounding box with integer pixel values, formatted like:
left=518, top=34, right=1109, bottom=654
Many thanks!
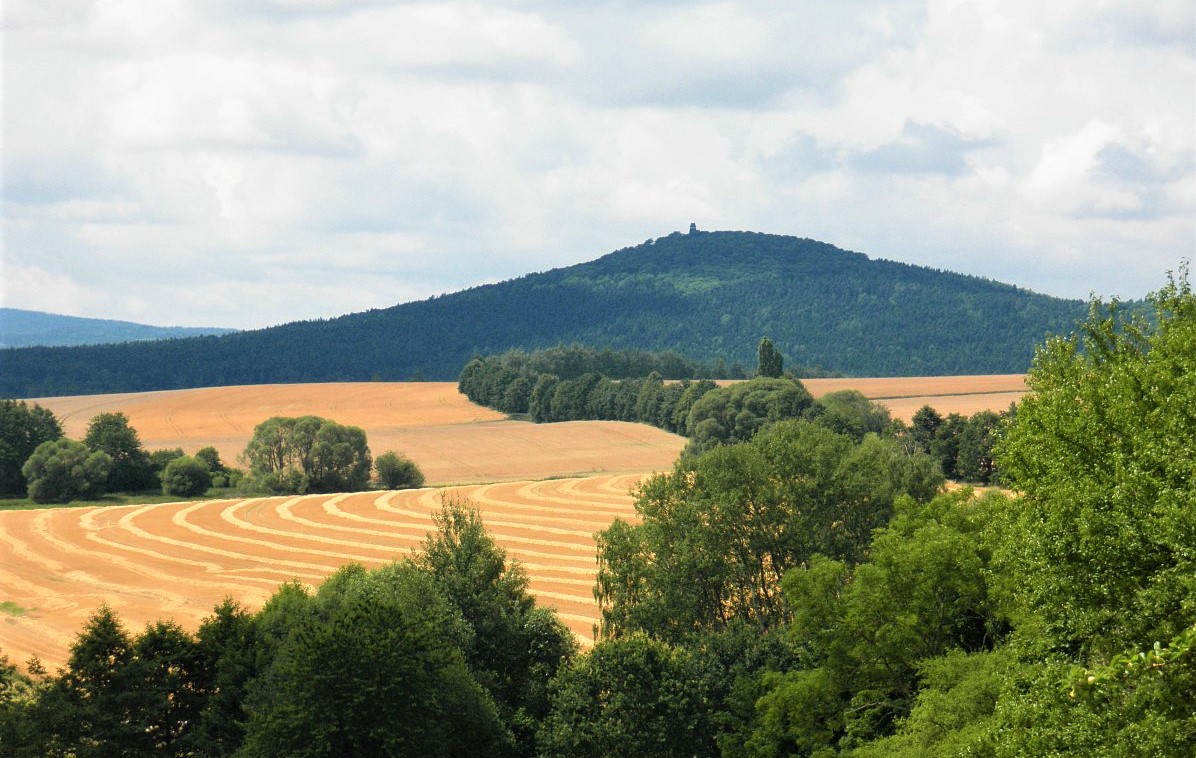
left=0, top=230, right=1086, bottom=397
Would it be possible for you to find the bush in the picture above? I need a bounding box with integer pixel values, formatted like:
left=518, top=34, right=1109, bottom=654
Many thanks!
left=161, top=455, right=212, bottom=498
left=374, top=451, right=425, bottom=490
left=149, top=447, right=185, bottom=470
left=210, top=469, right=243, bottom=489
left=22, top=438, right=112, bottom=503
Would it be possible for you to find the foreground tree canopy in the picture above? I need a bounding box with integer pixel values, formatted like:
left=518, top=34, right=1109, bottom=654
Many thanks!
left=995, top=271, right=1196, bottom=657
left=596, top=420, right=944, bottom=641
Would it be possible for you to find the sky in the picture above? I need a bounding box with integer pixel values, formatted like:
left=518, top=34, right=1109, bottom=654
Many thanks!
left=3, top=0, right=1194, bottom=330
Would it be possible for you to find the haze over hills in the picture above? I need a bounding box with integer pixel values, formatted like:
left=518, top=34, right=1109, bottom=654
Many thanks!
left=0, top=308, right=236, bottom=349
left=0, top=230, right=1089, bottom=398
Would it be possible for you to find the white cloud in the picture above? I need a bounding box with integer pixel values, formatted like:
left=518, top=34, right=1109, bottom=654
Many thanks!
left=1023, top=121, right=1123, bottom=206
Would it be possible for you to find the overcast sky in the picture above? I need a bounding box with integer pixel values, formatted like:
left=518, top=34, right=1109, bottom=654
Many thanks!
left=4, top=0, right=1194, bottom=329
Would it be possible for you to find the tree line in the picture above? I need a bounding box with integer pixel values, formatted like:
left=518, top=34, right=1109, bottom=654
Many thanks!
left=0, top=406, right=241, bottom=504
left=460, top=341, right=1009, bottom=484
left=0, top=272, right=1191, bottom=754
left=1, top=409, right=423, bottom=505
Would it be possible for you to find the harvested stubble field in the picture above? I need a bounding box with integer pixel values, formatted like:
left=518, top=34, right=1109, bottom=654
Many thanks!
left=30, top=383, right=688, bottom=485
left=30, top=377, right=1025, bottom=477
left=800, top=374, right=1026, bottom=422
left=0, top=474, right=645, bottom=669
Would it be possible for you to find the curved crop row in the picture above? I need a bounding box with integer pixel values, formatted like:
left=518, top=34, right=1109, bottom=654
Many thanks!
left=0, top=474, right=645, bottom=669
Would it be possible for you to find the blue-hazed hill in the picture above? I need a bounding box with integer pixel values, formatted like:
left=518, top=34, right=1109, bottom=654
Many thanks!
left=0, top=308, right=236, bottom=349
left=0, top=230, right=1088, bottom=397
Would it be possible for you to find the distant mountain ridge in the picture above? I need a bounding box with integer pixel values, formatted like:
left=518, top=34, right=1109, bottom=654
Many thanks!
left=0, top=230, right=1088, bottom=397
left=0, top=308, right=236, bottom=349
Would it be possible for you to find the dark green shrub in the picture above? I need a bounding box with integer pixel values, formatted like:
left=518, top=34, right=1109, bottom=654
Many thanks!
left=374, top=451, right=425, bottom=490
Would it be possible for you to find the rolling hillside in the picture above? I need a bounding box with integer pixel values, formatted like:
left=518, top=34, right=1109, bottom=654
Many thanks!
left=0, top=308, right=236, bottom=348
left=0, top=230, right=1086, bottom=396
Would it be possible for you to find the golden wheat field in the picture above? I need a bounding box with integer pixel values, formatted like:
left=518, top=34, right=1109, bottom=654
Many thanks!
left=30, top=383, right=688, bottom=485
left=0, top=475, right=644, bottom=669
left=5, top=376, right=1026, bottom=669
left=800, top=374, right=1026, bottom=422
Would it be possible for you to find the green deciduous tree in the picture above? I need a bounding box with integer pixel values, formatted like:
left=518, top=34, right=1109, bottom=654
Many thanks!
left=193, top=446, right=225, bottom=475
left=147, top=447, right=185, bottom=476
left=684, top=377, right=816, bottom=456
left=239, top=562, right=510, bottom=757
left=128, top=620, right=207, bottom=754
left=416, top=500, right=575, bottom=754
left=811, top=389, right=895, bottom=441
left=528, top=374, right=560, bottom=423
left=24, top=607, right=206, bottom=757
left=83, top=412, right=155, bottom=492
left=500, top=375, right=533, bottom=414
left=551, top=372, right=603, bottom=421
left=539, top=634, right=714, bottom=758
left=194, top=446, right=240, bottom=488
left=26, top=607, right=136, bottom=755
left=0, top=654, right=38, bottom=755
left=751, top=490, right=1003, bottom=754
left=22, top=438, right=112, bottom=504
left=242, top=416, right=371, bottom=494
left=951, top=269, right=1196, bottom=755
left=849, top=648, right=1012, bottom=758
left=187, top=599, right=259, bottom=757
left=161, top=455, right=212, bottom=498
left=955, top=409, right=1002, bottom=484
left=595, top=420, right=943, bottom=641
left=307, top=420, right=371, bottom=492
left=633, top=371, right=665, bottom=424
left=994, top=270, right=1196, bottom=657
left=0, top=399, right=63, bottom=496
left=671, top=378, right=718, bottom=432
left=929, top=412, right=966, bottom=479
left=373, top=450, right=425, bottom=489
left=909, top=404, right=942, bottom=453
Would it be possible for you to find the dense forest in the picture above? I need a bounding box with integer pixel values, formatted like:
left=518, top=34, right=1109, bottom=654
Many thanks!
left=0, top=230, right=1087, bottom=397
left=0, top=274, right=1192, bottom=755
